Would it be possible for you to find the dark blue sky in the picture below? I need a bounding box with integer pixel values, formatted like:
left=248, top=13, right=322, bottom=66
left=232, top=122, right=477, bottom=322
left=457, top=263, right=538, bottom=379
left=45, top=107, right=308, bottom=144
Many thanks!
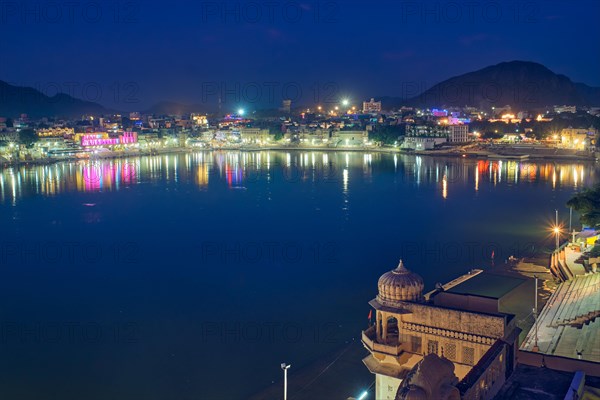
left=1, top=0, right=598, bottom=111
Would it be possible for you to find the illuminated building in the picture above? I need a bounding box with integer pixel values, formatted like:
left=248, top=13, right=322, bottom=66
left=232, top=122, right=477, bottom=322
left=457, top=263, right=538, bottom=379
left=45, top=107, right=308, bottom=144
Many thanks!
left=36, top=127, right=74, bottom=138
left=362, top=262, right=521, bottom=400
left=191, top=114, right=209, bottom=128
left=488, top=114, right=521, bottom=123
left=448, top=125, right=469, bottom=143
left=281, top=99, right=291, bottom=113
left=332, top=130, right=369, bottom=146
left=560, top=128, right=596, bottom=150
left=79, top=132, right=137, bottom=147
left=402, top=125, right=448, bottom=150
left=239, top=128, right=270, bottom=144
left=432, top=109, right=448, bottom=117
left=362, top=98, right=382, bottom=114
left=554, top=105, right=577, bottom=113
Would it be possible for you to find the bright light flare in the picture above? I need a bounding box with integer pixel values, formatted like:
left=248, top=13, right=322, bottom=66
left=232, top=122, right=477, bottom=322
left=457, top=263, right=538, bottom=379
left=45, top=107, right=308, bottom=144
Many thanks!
left=358, top=391, right=368, bottom=400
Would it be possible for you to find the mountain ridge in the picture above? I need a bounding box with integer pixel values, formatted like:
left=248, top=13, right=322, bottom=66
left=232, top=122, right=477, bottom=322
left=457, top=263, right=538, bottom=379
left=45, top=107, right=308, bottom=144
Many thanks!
left=383, top=60, right=600, bottom=110
left=2, top=61, right=600, bottom=118
left=0, top=80, right=110, bottom=118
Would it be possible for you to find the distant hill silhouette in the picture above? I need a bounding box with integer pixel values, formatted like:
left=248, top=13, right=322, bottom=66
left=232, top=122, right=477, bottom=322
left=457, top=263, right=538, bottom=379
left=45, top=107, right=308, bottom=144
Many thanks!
left=384, top=61, right=600, bottom=110
left=3, top=61, right=600, bottom=118
left=0, top=80, right=109, bottom=118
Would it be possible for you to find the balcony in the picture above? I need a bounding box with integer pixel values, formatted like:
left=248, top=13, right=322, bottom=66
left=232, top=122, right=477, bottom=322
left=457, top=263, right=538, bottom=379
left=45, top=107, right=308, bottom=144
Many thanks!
left=362, top=326, right=404, bottom=356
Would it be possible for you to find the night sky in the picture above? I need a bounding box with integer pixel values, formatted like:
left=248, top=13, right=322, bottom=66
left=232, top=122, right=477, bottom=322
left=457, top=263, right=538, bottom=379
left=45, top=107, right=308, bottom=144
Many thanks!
left=1, top=0, right=598, bottom=111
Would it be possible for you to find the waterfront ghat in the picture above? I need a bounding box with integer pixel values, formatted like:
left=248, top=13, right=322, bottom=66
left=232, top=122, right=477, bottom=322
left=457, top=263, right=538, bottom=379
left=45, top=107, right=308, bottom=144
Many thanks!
left=520, top=272, right=600, bottom=368
left=519, top=235, right=600, bottom=376
left=247, top=258, right=562, bottom=399
left=1, top=143, right=598, bottom=168
left=248, top=245, right=598, bottom=399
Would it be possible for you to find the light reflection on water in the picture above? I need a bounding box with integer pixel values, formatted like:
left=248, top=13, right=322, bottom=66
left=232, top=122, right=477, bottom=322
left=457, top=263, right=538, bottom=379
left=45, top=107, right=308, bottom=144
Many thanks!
left=0, top=151, right=597, bottom=204
left=0, top=150, right=599, bottom=400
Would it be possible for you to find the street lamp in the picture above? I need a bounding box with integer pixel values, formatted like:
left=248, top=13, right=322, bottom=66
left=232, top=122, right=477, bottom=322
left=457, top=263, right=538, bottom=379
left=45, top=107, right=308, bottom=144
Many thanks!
left=554, top=226, right=561, bottom=250
left=357, top=390, right=369, bottom=400
left=341, top=99, right=349, bottom=107
left=281, top=363, right=291, bottom=400
left=237, top=108, right=245, bottom=116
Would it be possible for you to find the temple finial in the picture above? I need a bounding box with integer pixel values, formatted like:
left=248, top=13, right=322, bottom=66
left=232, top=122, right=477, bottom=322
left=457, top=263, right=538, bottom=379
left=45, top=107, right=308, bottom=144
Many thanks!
left=396, top=259, right=406, bottom=271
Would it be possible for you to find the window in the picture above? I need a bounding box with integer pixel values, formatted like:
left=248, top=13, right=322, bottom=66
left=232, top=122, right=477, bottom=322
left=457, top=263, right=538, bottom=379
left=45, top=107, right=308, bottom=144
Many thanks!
left=463, top=346, right=475, bottom=365
left=427, top=340, right=438, bottom=355
left=445, top=343, right=457, bottom=360
left=410, top=335, right=422, bottom=353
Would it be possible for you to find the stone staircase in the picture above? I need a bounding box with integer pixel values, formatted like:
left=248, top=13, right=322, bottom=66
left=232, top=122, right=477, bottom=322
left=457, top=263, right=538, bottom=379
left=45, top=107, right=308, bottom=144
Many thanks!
left=549, top=273, right=600, bottom=328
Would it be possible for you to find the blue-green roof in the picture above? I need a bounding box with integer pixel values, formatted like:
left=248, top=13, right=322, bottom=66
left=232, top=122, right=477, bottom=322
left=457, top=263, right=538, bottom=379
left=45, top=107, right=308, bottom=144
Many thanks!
left=446, top=273, right=526, bottom=299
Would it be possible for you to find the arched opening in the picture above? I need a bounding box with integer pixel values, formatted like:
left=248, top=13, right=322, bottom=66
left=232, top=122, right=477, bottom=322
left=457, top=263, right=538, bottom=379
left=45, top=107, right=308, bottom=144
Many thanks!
left=385, top=316, right=399, bottom=345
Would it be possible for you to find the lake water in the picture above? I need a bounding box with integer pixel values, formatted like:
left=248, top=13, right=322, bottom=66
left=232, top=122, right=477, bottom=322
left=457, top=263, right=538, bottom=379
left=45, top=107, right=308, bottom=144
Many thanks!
left=0, top=151, right=598, bottom=399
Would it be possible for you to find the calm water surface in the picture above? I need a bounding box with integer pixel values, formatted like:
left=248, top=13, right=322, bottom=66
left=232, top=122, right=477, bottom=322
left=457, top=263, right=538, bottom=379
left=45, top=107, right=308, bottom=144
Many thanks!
left=0, top=151, right=598, bottom=399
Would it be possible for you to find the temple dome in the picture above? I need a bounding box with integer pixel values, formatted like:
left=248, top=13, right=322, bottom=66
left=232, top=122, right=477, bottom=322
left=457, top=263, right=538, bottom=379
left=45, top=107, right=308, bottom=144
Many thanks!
left=377, top=260, right=424, bottom=304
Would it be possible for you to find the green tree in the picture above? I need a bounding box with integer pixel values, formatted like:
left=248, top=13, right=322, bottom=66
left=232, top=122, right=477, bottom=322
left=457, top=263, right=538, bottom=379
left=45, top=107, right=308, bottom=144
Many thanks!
left=369, top=125, right=404, bottom=145
left=18, top=128, right=38, bottom=148
left=567, top=184, right=600, bottom=228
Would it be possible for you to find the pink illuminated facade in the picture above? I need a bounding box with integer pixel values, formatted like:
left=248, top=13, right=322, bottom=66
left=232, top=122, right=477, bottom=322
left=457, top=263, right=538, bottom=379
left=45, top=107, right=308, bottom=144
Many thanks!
left=81, top=132, right=137, bottom=147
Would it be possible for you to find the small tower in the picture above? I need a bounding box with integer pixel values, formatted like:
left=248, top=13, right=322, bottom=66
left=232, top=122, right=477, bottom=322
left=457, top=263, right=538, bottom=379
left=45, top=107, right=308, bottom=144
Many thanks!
left=362, top=260, right=425, bottom=400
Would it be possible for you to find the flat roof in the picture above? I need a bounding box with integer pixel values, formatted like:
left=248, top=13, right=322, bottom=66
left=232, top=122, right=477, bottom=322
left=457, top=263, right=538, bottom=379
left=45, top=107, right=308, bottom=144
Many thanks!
left=445, top=272, right=526, bottom=299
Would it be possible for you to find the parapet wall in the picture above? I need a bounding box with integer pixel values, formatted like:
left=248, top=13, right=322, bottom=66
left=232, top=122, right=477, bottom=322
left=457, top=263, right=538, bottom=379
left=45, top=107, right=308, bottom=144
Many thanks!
left=403, top=302, right=506, bottom=339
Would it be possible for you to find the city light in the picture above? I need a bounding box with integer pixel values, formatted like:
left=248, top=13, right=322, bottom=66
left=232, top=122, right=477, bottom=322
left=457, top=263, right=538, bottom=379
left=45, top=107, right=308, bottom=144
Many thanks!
left=2, top=2, right=599, bottom=400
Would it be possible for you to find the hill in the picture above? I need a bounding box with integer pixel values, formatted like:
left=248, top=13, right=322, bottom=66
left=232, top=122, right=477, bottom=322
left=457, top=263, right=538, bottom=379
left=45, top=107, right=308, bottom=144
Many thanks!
left=385, top=61, right=600, bottom=110
left=0, top=80, right=109, bottom=118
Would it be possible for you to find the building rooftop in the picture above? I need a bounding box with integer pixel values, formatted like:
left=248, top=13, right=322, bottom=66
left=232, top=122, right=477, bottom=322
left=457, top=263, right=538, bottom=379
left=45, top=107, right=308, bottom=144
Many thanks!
left=494, top=364, right=580, bottom=400
left=445, top=272, right=526, bottom=299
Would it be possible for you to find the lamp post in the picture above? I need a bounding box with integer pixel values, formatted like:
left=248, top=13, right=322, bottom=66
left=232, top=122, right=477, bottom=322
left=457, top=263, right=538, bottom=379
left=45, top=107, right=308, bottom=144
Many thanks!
left=532, top=274, right=539, bottom=352
left=555, top=209, right=560, bottom=250
left=281, top=363, right=291, bottom=400
left=569, top=206, right=576, bottom=244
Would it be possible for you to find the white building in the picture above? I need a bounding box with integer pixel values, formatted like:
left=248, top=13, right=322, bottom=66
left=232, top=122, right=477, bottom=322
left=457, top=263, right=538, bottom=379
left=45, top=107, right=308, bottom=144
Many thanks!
left=332, top=130, right=368, bottom=146
left=239, top=128, right=270, bottom=144
left=402, top=136, right=447, bottom=150
left=554, top=105, right=577, bottom=114
left=448, top=125, right=469, bottom=143
left=402, top=125, right=448, bottom=150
